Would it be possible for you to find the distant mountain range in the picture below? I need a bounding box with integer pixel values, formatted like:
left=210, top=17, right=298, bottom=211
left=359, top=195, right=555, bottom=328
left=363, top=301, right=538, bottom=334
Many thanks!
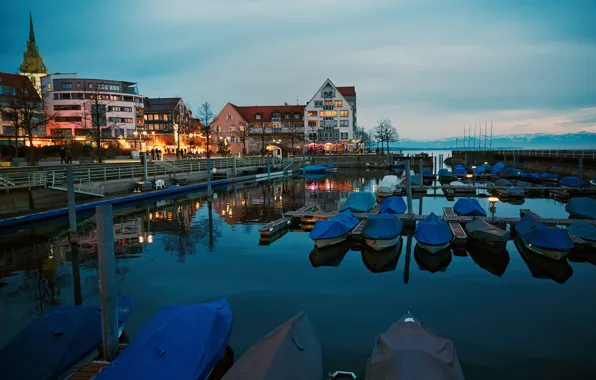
left=385, top=131, right=596, bottom=150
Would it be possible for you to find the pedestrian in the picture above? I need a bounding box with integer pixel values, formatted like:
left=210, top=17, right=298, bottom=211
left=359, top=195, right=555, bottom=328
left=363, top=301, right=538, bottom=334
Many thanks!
left=60, top=147, right=66, bottom=164
left=151, top=148, right=155, bottom=160
left=65, top=147, right=72, bottom=164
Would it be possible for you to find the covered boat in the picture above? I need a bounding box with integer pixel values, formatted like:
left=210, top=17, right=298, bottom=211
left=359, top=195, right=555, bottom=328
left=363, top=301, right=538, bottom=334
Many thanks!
left=392, top=162, right=406, bottom=175
left=95, top=299, right=233, bottom=380
left=222, top=312, right=322, bottom=380
left=494, top=178, right=513, bottom=187
left=414, top=212, right=453, bottom=253
left=540, top=172, right=559, bottom=182
left=490, top=162, right=505, bottom=175
left=522, top=172, right=541, bottom=182
left=567, top=222, right=596, bottom=246
left=465, top=218, right=509, bottom=250
left=473, top=165, right=489, bottom=175
left=591, top=179, right=596, bottom=187
left=514, top=213, right=574, bottom=260
left=452, top=165, right=467, bottom=176
left=380, top=196, right=407, bottom=214
left=363, top=214, right=404, bottom=251
left=339, top=192, right=376, bottom=213
left=515, top=180, right=533, bottom=188
left=0, top=297, right=133, bottom=380
left=453, top=198, right=487, bottom=217
left=321, top=164, right=338, bottom=172
left=499, top=167, right=523, bottom=179
left=467, top=244, right=510, bottom=277
left=414, top=246, right=452, bottom=273
left=309, top=241, right=351, bottom=267
left=361, top=241, right=402, bottom=273
left=565, top=197, right=596, bottom=219
left=560, top=176, right=582, bottom=188
left=365, top=313, right=465, bottom=380
left=438, top=168, right=453, bottom=182
left=515, top=237, right=573, bottom=284
left=377, top=175, right=400, bottom=198
left=301, top=165, right=330, bottom=174
left=309, top=210, right=360, bottom=248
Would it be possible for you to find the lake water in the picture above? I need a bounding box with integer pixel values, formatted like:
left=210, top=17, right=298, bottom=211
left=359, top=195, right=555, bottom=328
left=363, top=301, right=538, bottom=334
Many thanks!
left=1, top=169, right=595, bottom=379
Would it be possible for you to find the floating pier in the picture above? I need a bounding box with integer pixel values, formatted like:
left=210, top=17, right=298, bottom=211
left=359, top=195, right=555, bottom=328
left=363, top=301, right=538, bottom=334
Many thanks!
left=443, top=207, right=467, bottom=244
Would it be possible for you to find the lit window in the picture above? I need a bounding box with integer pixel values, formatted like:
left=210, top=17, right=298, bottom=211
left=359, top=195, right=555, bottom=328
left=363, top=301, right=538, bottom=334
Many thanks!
left=334, top=100, right=343, bottom=107
left=256, top=114, right=262, bottom=120
left=340, top=110, right=349, bottom=117
left=324, top=100, right=333, bottom=106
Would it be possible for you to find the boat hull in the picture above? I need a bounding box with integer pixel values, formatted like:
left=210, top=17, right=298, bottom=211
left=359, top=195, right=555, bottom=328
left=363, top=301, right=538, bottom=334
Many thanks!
left=519, top=235, right=568, bottom=260
left=415, top=241, right=451, bottom=254
left=313, top=234, right=349, bottom=248
left=365, top=236, right=401, bottom=251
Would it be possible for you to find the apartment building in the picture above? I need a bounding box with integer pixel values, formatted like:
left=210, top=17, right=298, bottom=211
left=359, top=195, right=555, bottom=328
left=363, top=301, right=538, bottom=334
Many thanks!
left=41, top=74, right=144, bottom=142
left=0, top=73, right=44, bottom=145
left=143, top=97, right=193, bottom=149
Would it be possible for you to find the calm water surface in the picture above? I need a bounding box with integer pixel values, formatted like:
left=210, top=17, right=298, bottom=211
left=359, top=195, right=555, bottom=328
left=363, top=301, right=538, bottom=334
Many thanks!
left=1, top=169, right=595, bottom=380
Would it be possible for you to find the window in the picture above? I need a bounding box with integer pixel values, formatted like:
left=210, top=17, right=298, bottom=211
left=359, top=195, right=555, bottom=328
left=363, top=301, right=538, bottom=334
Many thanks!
left=54, top=104, right=81, bottom=111
left=2, top=113, right=16, bottom=122
left=255, top=113, right=262, bottom=120
left=59, top=93, right=71, bottom=100
left=273, top=127, right=282, bottom=133
left=323, top=105, right=334, bottom=111
left=61, top=83, right=72, bottom=89
left=294, top=113, right=300, bottom=119
left=324, top=100, right=333, bottom=106
left=108, top=106, right=133, bottom=112
left=88, top=83, right=93, bottom=89
left=114, top=128, right=125, bottom=137
left=108, top=117, right=134, bottom=123
left=215, top=126, right=221, bottom=132
left=55, top=116, right=82, bottom=122
left=163, top=114, right=169, bottom=121
left=314, top=100, right=323, bottom=108
left=321, top=88, right=335, bottom=98
left=341, top=132, right=348, bottom=140
left=52, top=128, right=73, bottom=137
left=340, top=120, right=349, bottom=128
left=319, top=110, right=337, bottom=117
left=308, top=120, right=318, bottom=127
left=334, top=100, right=343, bottom=107
left=76, top=82, right=81, bottom=88
left=0, top=86, right=16, bottom=95
left=101, top=129, right=112, bottom=137
left=226, top=114, right=233, bottom=120
left=71, top=93, right=84, bottom=100
left=284, top=113, right=291, bottom=120
left=3, top=126, right=16, bottom=135
left=307, top=111, right=317, bottom=117
left=340, top=110, right=349, bottom=117
left=271, top=112, right=281, bottom=122
left=229, top=125, right=236, bottom=132
left=75, top=129, right=88, bottom=137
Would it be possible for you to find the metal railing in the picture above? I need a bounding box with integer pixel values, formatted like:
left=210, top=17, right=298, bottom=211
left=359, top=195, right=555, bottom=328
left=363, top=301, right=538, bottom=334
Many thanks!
left=452, top=149, right=596, bottom=159
left=0, top=156, right=280, bottom=192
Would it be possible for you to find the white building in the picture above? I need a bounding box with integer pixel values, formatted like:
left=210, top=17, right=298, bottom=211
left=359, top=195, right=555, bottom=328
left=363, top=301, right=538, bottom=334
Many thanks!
left=41, top=74, right=144, bottom=141
left=304, top=79, right=356, bottom=149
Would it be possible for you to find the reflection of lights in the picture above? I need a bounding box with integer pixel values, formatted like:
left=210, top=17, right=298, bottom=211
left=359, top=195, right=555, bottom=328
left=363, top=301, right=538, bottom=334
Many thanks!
left=308, top=183, right=317, bottom=191
left=241, top=199, right=246, bottom=206
left=222, top=210, right=226, bottom=215
left=139, top=236, right=144, bottom=243
left=149, top=213, right=153, bottom=220
left=354, top=188, right=360, bottom=192
left=195, top=202, right=200, bottom=210
left=148, top=235, right=153, bottom=244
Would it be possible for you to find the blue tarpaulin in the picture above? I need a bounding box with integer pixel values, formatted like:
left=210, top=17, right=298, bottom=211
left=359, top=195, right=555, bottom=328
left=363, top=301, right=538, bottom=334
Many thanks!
left=438, top=168, right=452, bottom=176
left=540, top=172, right=559, bottom=180
left=495, top=178, right=513, bottom=187
left=339, top=192, right=376, bottom=213
left=560, top=176, right=581, bottom=188
left=491, top=162, right=505, bottom=174
left=515, top=214, right=574, bottom=251
left=515, top=180, right=533, bottom=188
left=0, top=297, right=133, bottom=380
left=568, top=222, right=596, bottom=242
left=309, top=211, right=359, bottom=240
left=414, top=213, right=453, bottom=246
left=362, top=215, right=403, bottom=240
left=474, top=165, right=489, bottom=175
left=523, top=173, right=540, bottom=181
left=566, top=197, right=596, bottom=219
left=453, top=165, right=466, bottom=175
left=453, top=198, right=487, bottom=217
left=301, top=165, right=329, bottom=174
left=96, top=299, right=232, bottom=380
left=499, top=168, right=523, bottom=178
left=380, top=196, right=407, bottom=214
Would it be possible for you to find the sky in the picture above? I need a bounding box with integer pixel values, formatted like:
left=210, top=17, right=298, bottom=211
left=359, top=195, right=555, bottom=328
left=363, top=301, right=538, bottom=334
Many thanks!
left=1, top=0, right=595, bottom=139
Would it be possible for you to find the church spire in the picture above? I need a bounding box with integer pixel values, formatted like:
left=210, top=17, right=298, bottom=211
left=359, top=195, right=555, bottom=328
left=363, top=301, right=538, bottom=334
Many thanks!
left=29, top=11, right=35, bottom=44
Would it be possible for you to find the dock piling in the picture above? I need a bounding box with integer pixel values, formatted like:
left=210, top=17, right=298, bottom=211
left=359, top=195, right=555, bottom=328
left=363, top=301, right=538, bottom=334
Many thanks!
left=405, top=161, right=413, bottom=214
left=513, top=154, right=517, bottom=169
left=419, top=159, right=424, bottom=191
left=233, top=154, right=237, bottom=177
left=267, top=152, right=271, bottom=180
left=579, top=156, right=583, bottom=187
left=66, top=165, right=77, bottom=237
left=95, top=205, right=119, bottom=361
left=143, top=152, right=149, bottom=183
left=404, top=235, right=412, bottom=285
left=434, top=156, right=437, bottom=176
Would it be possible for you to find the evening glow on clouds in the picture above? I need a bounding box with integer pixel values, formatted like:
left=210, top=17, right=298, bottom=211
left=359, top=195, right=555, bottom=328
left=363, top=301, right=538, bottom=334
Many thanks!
left=1, top=0, right=594, bottom=139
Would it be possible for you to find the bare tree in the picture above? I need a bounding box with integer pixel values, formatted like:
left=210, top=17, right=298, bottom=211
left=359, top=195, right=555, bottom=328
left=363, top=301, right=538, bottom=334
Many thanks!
left=250, top=121, right=269, bottom=156
left=234, top=120, right=250, bottom=155
left=286, top=122, right=304, bottom=155
left=373, top=119, right=399, bottom=154
left=196, top=102, right=217, bottom=158
left=6, top=76, right=55, bottom=165
left=354, top=125, right=372, bottom=152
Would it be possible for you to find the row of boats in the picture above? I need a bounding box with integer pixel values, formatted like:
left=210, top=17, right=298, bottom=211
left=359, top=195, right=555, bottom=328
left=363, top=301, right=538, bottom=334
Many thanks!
left=0, top=297, right=464, bottom=380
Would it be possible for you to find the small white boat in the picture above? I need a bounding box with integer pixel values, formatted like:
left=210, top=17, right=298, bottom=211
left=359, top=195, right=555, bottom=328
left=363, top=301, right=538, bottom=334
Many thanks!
left=314, top=234, right=350, bottom=248
left=362, top=215, right=404, bottom=251
left=309, top=210, right=360, bottom=248
left=415, top=241, right=451, bottom=254
left=401, top=169, right=415, bottom=181
left=377, top=175, right=400, bottom=198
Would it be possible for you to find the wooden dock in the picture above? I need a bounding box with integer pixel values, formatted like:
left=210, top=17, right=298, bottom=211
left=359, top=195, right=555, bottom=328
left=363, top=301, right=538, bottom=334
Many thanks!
left=68, top=360, right=110, bottom=380
left=350, top=206, right=380, bottom=242
left=443, top=207, right=467, bottom=243
left=258, top=217, right=292, bottom=237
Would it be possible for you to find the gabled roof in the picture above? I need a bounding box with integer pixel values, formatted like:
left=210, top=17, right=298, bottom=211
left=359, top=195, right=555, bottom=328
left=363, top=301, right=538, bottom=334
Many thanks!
left=0, top=72, right=40, bottom=101
left=337, top=86, right=356, bottom=97
left=144, top=97, right=181, bottom=112
left=229, top=103, right=305, bottom=123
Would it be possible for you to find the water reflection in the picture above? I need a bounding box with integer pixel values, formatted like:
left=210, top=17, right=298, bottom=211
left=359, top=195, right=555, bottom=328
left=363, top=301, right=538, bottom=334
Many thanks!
left=309, top=241, right=351, bottom=268
left=361, top=238, right=403, bottom=273
left=414, top=246, right=453, bottom=273
left=467, top=243, right=510, bottom=277
left=514, top=237, right=573, bottom=284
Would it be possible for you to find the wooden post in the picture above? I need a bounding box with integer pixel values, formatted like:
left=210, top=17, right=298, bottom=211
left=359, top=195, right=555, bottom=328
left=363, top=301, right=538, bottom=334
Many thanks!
left=419, top=159, right=424, bottom=191
left=267, top=151, right=271, bottom=180
left=404, top=235, right=412, bottom=285
left=434, top=156, right=437, bottom=176
left=95, top=205, right=119, bottom=361
left=405, top=161, right=413, bottom=214
left=464, top=153, right=468, bottom=167
left=513, top=154, right=517, bottom=169
left=578, top=156, right=583, bottom=187
left=143, top=152, right=149, bottom=183
left=207, top=154, right=212, bottom=195
left=66, top=165, right=77, bottom=236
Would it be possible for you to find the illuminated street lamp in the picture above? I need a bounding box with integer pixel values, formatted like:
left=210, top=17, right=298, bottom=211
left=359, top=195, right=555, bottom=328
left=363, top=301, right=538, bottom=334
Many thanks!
left=488, top=196, right=499, bottom=217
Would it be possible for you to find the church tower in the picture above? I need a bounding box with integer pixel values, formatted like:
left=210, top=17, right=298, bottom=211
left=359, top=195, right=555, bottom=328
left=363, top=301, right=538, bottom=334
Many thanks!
left=19, top=12, right=48, bottom=96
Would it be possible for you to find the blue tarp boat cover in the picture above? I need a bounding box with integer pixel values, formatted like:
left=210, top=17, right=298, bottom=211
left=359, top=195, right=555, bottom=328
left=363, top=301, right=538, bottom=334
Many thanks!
left=523, top=173, right=540, bottom=181
left=474, top=165, right=490, bottom=175
left=499, top=168, right=523, bottom=178
left=495, top=178, right=513, bottom=187
left=560, top=176, right=581, bottom=187
left=301, top=165, right=328, bottom=174
left=422, top=169, right=434, bottom=178
left=515, top=180, right=533, bottom=188
left=540, top=172, right=559, bottom=180
left=414, top=212, right=453, bottom=246
left=362, top=215, right=403, bottom=240
left=568, top=222, right=596, bottom=242
left=438, top=168, right=452, bottom=176
left=0, top=297, right=133, bottom=380
left=453, top=198, right=487, bottom=216
left=339, top=192, right=376, bottom=213
left=96, top=299, right=232, bottom=380
left=515, top=214, right=573, bottom=251
left=453, top=165, right=466, bottom=175
left=309, top=211, right=359, bottom=240
left=565, top=197, right=596, bottom=219
left=490, top=162, right=505, bottom=174
left=380, top=196, right=407, bottom=214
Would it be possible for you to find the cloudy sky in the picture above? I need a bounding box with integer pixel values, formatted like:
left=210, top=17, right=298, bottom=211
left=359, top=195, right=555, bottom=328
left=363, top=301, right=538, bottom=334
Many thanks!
left=2, top=0, right=595, bottom=139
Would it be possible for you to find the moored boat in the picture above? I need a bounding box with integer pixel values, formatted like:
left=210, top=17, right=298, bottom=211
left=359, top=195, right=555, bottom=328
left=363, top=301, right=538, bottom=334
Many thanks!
left=438, top=168, right=453, bottom=182
left=514, top=213, right=574, bottom=260
left=490, top=162, right=505, bottom=175
left=365, top=313, right=465, bottom=380
left=361, top=240, right=403, bottom=273
left=309, top=210, right=360, bottom=248
left=515, top=180, right=533, bottom=188
left=452, top=165, right=467, bottom=176
left=522, top=172, right=541, bottom=183
left=380, top=196, right=406, bottom=214
left=591, top=179, right=596, bottom=187
left=465, top=218, right=510, bottom=250
left=0, top=297, right=134, bottom=380
left=499, top=167, right=523, bottom=179
left=453, top=198, right=487, bottom=217
left=567, top=221, right=596, bottom=249
left=414, top=212, right=453, bottom=253
left=539, top=172, right=559, bottom=182
left=339, top=192, right=376, bottom=213
left=560, top=176, right=582, bottom=188
left=363, top=214, right=404, bottom=251
left=309, top=240, right=352, bottom=267
left=377, top=175, right=400, bottom=198
left=391, top=162, right=406, bottom=175
left=565, top=197, right=596, bottom=219
left=515, top=237, right=573, bottom=284
left=222, top=312, right=322, bottom=380
left=300, top=165, right=330, bottom=174
left=95, top=299, right=233, bottom=380
left=322, top=164, right=338, bottom=172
